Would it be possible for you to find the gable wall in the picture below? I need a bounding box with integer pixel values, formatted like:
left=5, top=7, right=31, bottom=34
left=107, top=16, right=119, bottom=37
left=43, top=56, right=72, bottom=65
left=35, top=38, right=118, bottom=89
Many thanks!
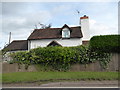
left=28, top=38, right=82, bottom=50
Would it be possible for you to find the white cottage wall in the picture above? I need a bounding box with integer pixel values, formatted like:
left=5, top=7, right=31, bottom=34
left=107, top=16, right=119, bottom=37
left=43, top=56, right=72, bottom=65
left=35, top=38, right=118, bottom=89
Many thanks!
left=28, top=38, right=82, bottom=50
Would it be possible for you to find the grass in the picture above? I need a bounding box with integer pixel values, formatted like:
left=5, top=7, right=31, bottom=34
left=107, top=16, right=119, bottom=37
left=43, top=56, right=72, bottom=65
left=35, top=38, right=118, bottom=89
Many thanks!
left=2, top=72, right=118, bottom=83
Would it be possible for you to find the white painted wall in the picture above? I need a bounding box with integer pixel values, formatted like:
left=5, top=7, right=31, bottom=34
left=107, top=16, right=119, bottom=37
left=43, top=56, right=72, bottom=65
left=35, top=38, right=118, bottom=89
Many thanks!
left=28, top=38, right=82, bottom=50
left=80, top=18, right=90, bottom=41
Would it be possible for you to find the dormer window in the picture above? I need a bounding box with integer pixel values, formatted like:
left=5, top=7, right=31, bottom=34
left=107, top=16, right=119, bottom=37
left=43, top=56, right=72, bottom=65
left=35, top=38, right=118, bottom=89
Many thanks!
left=62, top=28, right=70, bottom=38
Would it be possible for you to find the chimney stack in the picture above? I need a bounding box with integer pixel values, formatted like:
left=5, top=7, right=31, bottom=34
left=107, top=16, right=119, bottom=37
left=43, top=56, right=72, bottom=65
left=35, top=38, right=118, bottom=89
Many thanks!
left=80, top=15, right=90, bottom=41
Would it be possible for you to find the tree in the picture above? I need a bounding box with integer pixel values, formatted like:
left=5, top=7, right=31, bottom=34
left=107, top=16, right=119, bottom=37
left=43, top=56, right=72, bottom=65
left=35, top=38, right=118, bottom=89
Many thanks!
left=39, top=23, right=52, bottom=29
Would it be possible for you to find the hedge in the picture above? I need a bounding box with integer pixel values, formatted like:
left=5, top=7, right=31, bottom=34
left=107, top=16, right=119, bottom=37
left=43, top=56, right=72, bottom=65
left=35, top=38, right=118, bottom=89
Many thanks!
left=89, top=35, right=120, bottom=53
left=30, top=46, right=77, bottom=71
left=11, top=45, right=111, bottom=71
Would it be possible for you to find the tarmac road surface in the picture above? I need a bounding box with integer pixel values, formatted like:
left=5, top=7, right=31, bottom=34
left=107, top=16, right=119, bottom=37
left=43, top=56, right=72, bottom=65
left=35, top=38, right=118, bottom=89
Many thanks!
left=2, top=80, right=118, bottom=88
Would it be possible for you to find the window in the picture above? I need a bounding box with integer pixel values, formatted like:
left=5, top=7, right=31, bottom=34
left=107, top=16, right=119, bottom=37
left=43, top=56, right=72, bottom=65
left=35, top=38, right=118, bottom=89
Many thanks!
left=62, top=28, right=70, bottom=38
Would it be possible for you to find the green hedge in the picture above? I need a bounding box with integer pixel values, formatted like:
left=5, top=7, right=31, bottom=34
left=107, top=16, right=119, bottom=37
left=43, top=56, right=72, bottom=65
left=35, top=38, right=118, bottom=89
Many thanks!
left=30, top=46, right=76, bottom=71
left=89, top=35, right=120, bottom=53
left=11, top=45, right=111, bottom=71
left=10, top=51, right=32, bottom=69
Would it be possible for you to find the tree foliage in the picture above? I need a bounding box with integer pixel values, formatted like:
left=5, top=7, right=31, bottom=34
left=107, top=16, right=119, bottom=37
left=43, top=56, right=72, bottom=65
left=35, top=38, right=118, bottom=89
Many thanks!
left=39, top=23, right=52, bottom=29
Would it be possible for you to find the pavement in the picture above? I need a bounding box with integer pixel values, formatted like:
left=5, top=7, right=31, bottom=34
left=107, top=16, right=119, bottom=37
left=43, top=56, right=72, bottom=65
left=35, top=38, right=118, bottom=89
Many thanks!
left=2, top=80, right=119, bottom=88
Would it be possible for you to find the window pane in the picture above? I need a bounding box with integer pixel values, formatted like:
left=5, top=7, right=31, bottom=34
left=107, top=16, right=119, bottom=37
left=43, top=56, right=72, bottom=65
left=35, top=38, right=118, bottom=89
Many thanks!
left=62, top=28, right=70, bottom=38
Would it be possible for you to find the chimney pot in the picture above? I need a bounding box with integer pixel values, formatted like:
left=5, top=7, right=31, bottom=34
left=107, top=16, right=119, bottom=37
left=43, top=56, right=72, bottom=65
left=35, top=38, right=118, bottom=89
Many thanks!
left=80, top=15, right=89, bottom=19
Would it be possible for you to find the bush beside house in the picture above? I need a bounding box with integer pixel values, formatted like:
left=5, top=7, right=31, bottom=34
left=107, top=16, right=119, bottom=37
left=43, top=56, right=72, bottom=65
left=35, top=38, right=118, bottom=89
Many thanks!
left=89, top=35, right=120, bottom=53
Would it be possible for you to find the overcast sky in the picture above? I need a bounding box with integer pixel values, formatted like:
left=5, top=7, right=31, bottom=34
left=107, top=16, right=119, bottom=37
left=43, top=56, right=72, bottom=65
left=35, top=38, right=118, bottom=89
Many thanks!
left=0, top=1, right=118, bottom=49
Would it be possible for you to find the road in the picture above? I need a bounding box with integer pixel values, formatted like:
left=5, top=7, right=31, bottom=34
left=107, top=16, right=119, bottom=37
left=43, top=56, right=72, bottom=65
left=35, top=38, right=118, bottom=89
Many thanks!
left=2, top=80, right=118, bottom=88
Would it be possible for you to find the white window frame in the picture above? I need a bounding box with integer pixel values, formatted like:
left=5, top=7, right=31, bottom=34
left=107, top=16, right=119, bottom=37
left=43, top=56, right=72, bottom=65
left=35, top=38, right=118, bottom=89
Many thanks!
left=62, top=28, right=70, bottom=38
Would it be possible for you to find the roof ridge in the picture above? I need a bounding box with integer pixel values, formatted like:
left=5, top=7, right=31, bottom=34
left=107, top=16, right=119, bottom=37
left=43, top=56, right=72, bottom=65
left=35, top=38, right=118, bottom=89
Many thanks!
left=34, top=26, right=81, bottom=30
left=35, top=27, right=61, bottom=30
left=71, top=26, right=81, bottom=28
left=13, top=40, right=27, bottom=42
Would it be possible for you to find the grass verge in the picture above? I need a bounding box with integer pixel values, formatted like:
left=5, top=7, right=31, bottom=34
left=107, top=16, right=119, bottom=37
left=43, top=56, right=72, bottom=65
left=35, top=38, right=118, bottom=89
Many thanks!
left=2, top=72, right=118, bottom=83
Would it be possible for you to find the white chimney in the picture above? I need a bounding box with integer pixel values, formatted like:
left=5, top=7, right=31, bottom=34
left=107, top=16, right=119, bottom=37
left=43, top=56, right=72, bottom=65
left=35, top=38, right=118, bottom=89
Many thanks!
left=80, top=15, right=90, bottom=41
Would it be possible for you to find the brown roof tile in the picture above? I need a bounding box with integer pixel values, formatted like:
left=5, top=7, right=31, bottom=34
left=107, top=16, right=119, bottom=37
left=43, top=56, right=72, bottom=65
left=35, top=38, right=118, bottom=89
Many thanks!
left=28, top=25, right=83, bottom=40
left=4, top=40, right=28, bottom=51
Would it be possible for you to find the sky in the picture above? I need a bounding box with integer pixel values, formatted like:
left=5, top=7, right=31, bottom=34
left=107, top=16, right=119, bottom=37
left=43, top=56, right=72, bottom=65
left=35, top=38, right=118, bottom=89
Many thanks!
left=0, top=1, right=119, bottom=49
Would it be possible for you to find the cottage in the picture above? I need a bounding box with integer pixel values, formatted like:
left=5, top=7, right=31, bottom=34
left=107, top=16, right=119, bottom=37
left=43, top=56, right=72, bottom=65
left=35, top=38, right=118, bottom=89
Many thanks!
left=4, top=15, right=90, bottom=52
left=28, top=15, right=90, bottom=50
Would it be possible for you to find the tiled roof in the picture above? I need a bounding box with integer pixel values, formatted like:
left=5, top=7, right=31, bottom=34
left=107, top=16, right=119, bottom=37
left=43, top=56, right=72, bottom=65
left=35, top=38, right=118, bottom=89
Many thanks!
left=28, top=24, right=83, bottom=40
left=4, top=40, right=28, bottom=51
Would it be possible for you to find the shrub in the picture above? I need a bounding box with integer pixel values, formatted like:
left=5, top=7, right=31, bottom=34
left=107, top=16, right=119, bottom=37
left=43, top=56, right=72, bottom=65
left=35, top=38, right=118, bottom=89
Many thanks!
left=30, top=46, right=76, bottom=71
left=70, top=45, right=91, bottom=64
left=11, top=45, right=112, bottom=71
left=89, top=35, right=120, bottom=53
left=10, top=51, right=32, bottom=70
left=7, top=60, right=14, bottom=64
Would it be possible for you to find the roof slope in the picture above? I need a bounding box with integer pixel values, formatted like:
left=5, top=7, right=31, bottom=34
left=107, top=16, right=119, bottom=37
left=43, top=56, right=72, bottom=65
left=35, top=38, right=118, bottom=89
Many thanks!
left=28, top=25, right=83, bottom=40
left=4, top=40, right=28, bottom=51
